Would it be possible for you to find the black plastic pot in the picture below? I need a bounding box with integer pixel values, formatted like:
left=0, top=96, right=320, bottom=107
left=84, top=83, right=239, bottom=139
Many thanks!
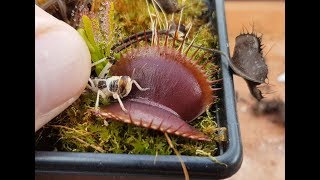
left=35, top=0, right=243, bottom=179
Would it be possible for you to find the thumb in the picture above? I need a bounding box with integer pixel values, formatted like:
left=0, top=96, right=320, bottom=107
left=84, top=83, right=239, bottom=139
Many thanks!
left=35, top=5, right=91, bottom=131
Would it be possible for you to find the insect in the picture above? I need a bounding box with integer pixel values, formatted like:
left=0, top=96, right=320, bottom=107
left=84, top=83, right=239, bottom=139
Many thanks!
left=86, top=58, right=149, bottom=113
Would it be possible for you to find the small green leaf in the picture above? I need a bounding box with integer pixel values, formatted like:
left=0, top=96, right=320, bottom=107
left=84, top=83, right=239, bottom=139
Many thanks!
left=77, top=28, right=95, bottom=53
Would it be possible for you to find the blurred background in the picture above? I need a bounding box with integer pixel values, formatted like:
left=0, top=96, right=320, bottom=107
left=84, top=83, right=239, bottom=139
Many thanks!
left=225, top=0, right=284, bottom=179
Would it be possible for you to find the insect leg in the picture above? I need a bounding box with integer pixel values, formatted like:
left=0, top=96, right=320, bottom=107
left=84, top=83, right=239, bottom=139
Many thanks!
left=87, top=78, right=99, bottom=92
left=98, top=62, right=113, bottom=78
left=113, top=93, right=128, bottom=113
left=132, top=80, right=150, bottom=91
left=91, top=57, right=107, bottom=67
left=94, top=90, right=102, bottom=111
left=88, top=78, right=95, bottom=87
left=95, top=89, right=107, bottom=111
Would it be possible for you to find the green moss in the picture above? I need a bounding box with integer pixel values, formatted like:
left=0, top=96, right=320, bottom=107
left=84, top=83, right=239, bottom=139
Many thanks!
left=36, top=100, right=226, bottom=156
left=35, top=0, right=227, bottom=157
left=113, top=0, right=152, bottom=37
